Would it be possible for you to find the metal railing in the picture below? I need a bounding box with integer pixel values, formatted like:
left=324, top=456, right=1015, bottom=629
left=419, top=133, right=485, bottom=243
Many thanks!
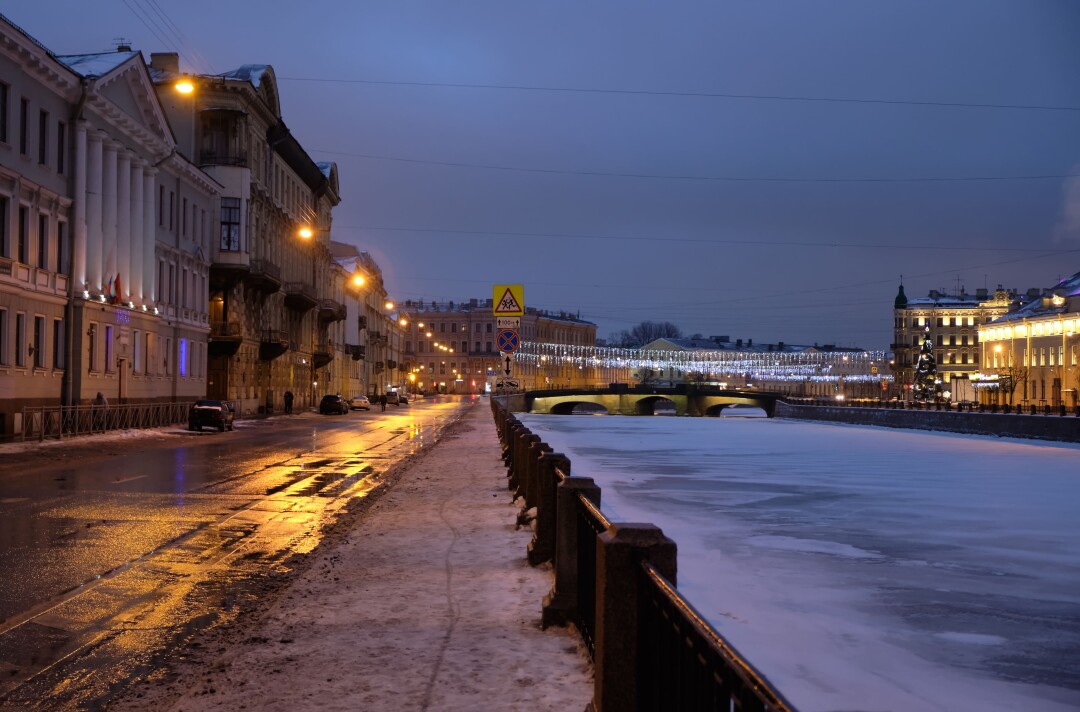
left=490, top=396, right=795, bottom=711
left=19, top=400, right=240, bottom=442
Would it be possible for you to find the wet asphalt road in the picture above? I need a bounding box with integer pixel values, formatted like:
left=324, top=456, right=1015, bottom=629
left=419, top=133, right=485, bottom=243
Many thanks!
left=0, top=396, right=475, bottom=710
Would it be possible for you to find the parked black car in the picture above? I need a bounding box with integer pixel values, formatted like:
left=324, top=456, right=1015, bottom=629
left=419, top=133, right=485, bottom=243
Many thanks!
left=319, top=394, right=350, bottom=415
left=188, top=399, right=235, bottom=432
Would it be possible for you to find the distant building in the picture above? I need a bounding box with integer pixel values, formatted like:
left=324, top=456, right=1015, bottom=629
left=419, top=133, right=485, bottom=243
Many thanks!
left=397, top=299, right=602, bottom=393
left=978, top=271, right=1080, bottom=408
left=890, top=283, right=1026, bottom=402
left=638, top=337, right=883, bottom=398
left=331, top=242, right=403, bottom=399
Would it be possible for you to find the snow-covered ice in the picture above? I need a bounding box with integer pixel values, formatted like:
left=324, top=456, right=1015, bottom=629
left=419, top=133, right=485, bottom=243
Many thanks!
left=518, top=411, right=1080, bottom=712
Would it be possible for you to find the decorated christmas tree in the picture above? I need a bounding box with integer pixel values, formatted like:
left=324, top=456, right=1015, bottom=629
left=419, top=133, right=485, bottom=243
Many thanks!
left=912, top=326, right=940, bottom=402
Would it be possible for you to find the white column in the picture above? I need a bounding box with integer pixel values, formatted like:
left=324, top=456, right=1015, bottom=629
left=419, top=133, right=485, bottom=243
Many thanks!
left=85, top=132, right=104, bottom=291
left=131, top=161, right=144, bottom=302
left=102, top=141, right=118, bottom=292
left=117, top=151, right=131, bottom=303
left=73, top=121, right=87, bottom=289
left=143, top=168, right=157, bottom=303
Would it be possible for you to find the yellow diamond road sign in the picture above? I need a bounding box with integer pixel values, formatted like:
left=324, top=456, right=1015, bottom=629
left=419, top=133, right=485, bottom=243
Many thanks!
left=493, top=284, right=524, bottom=316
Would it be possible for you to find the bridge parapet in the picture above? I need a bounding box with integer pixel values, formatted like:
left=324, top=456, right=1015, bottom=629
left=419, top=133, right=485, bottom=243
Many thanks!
left=525, top=386, right=781, bottom=417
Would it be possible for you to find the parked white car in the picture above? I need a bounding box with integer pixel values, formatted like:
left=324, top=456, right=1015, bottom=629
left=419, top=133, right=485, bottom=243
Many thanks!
left=349, top=395, right=372, bottom=411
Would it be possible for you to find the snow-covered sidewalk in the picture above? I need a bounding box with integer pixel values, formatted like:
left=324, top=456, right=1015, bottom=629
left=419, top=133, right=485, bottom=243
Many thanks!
left=114, top=403, right=593, bottom=711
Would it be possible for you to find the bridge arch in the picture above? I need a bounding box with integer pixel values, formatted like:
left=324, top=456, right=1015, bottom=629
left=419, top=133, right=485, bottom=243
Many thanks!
left=549, top=400, right=611, bottom=415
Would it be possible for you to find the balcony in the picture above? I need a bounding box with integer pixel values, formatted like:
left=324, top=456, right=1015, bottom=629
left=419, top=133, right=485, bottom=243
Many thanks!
left=317, top=298, right=346, bottom=323
left=209, top=321, right=242, bottom=358
left=284, top=282, right=317, bottom=311
left=347, top=344, right=365, bottom=361
left=210, top=252, right=250, bottom=290
left=386, top=359, right=397, bottom=370
left=314, top=343, right=334, bottom=369
left=259, top=329, right=290, bottom=361
left=245, top=258, right=282, bottom=295
left=199, top=150, right=248, bottom=168
left=358, top=315, right=368, bottom=330
left=374, top=361, right=385, bottom=373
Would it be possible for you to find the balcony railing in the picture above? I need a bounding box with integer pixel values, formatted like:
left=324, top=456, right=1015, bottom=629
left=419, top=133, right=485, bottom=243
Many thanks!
left=210, top=321, right=242, bottom=338
left=284, top=282, right=318, bottom=311
left=199, top=150, right=248, bottom=167
left=245, top=258, right=282, bottom=294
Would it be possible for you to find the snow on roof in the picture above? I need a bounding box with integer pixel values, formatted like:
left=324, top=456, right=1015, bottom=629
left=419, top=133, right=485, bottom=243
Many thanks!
left=992, top=270, right=1080, bottom=323
left=57, top=51, right=139, bottom=78
left=218, top=64, right=269, bottom=87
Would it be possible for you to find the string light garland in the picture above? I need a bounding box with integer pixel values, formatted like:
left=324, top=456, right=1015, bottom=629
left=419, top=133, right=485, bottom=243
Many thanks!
left=516, top=342, right=892, bottom=384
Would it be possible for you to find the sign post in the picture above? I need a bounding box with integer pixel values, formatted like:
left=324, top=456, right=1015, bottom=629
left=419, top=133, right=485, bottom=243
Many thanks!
left=493, top=285, right=524, bottom=391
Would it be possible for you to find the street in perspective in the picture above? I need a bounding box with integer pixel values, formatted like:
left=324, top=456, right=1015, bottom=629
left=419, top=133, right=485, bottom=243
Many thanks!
left=0, top=397, right=471, bottom=710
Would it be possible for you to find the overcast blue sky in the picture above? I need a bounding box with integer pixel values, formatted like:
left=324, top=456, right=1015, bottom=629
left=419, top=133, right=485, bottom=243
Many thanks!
left=8, top=1, right=1080, bottom=347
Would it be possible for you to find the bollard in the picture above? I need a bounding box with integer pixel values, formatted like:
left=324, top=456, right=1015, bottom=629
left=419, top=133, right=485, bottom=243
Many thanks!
left=529, top=453, right=570, bottom=566
left=523, top=435, right=545, bottom=510
left=543, top=476, right=600, bottom=629
left=1060, top=404, right=1067, bottom=417
left=593, top=523, right=678, bottom=712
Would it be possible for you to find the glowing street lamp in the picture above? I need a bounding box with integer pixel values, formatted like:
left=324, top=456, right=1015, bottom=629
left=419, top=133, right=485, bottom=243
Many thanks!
left=175, top=78, right=195, bottom=94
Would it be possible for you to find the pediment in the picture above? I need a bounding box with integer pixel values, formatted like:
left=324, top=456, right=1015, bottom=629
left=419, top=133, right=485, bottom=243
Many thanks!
left=94, top=56, right=173, bottom=147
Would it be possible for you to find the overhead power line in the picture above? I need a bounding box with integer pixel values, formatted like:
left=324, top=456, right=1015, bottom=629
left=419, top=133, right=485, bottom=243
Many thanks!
left=279, top=75, right=1080, bottom=113
left=333, top=223, right=1047, bottom=252
left=311, top=148, right=1078, bottom=184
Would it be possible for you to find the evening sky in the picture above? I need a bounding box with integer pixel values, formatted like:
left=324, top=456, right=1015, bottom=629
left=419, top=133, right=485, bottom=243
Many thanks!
left=7, top=1, right=1080, bottom=348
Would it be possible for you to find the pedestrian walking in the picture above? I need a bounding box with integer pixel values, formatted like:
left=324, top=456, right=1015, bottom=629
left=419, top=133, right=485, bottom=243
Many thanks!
left=93, top=392, right=108, bottom=430
left=284, top=390, right=294, bottom=414
left=379, top=393, right=387, bottom=412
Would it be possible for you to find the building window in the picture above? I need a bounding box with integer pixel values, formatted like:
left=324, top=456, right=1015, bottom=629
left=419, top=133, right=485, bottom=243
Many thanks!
left=439, top=322, right=446, bottom=333
left=475, top=341, right=480, bottom=353
left=486, top=341, right=492, bottom=353
left=158, top=186, right=165, bottom=225
left=486, top=323, right=492, bottom=333
left=88, top=323, right=98, bottom=371
left=19, top=98, right=28, bottom=155
left=105, top=325, right=114, bottom=372
left=57, top=222, right=69, bottom=274
left=168, top=191, right=174, bottom=230
left=133, top=330, right=141, bottom=373
left=220, top=197, right=240, bottom=250
left=18, top=206, right=28, bottom=264
left=461, top=341, right=467, bottom=353
left=179, top=338, right=188, bottom=377
left=33, top=316, right=45, bottom=368
left=0, top=309, right=7, bottom=365
left=37, top=214, right=48, bottom=269
left=475, top=323, right=481, bottom=332
left=56, top=121, right=66, bottom=174
left=451, top=323, right=458, bottom=333
left=0, top=82, right=8, bottom=143
left=38, top=110, right=48, bottom=165
left=182, top=198, right=188, bottom=236
left=0, top=196, right=7, bottom=259
left=15, top=313, right=26, bottom=367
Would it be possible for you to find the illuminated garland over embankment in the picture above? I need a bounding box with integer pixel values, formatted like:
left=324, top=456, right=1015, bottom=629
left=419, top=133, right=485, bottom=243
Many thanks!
left=517, top=342, right=892, bottom=383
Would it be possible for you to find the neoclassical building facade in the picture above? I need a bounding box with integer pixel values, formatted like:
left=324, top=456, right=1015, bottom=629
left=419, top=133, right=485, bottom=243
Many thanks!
left=978, top=271, right=1080, bottom=408
left=2, top=16, right=218, bottom=435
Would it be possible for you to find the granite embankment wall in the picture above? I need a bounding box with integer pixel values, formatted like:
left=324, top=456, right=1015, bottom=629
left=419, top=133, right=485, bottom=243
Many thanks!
left=775, top=402, right=1080, bottom=443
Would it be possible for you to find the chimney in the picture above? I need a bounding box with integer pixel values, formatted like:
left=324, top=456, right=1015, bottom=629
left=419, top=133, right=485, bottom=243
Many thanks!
left=748, top=338, right=753, bottom=347
left=469, top=298, right=478, bottom=307
left=778, top=341, right=784, bottom=350
left=150, top=52, right=179, bottom=74
left=736, top=339, right=742, bottom=347
left=976, top=288, right=988, bottom=299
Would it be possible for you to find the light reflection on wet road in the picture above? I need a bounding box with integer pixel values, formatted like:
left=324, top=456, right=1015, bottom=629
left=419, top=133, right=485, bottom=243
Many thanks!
left=0, top=396, right=474, bottom=710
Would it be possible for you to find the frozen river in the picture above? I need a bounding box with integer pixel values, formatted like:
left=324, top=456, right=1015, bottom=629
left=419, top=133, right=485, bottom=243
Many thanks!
left=518, top=411, right=1080, bottom=712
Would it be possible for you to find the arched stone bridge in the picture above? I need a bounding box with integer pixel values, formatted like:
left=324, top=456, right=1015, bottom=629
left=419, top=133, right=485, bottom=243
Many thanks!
left=525, top=386, right=783, bottom=417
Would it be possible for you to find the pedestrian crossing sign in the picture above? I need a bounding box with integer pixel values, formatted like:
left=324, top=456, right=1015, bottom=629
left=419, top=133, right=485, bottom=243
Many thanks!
left=492, top=284, right=525, bottom=316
